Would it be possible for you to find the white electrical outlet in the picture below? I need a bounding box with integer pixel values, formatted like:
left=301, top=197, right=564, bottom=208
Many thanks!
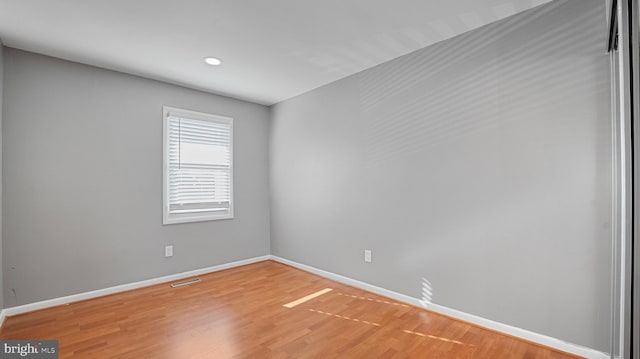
left=364, top=249, right=372, bottom=263
left=165, top=245, right=173, bottom=257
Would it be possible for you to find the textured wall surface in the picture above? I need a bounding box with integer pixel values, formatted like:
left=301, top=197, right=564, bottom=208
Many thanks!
left=270, top=0, right=612, bottom=351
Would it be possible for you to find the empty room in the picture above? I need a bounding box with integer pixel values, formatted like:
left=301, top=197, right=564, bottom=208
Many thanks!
left=0, top=0, right=637, bottom=358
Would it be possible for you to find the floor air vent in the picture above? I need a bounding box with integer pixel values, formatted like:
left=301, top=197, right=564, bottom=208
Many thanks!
left=170, top=278, right=201, bottom=288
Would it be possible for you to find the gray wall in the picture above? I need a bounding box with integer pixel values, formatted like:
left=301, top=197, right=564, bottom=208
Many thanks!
left=270, top=0, right=612, bottom=351
left=2, top=49, right=270, bottom=306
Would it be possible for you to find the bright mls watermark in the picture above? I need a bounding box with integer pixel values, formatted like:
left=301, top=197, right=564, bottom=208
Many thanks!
left=0, top=341, right=58, bottom=358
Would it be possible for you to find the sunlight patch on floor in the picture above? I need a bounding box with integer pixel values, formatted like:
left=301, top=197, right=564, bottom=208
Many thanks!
left=283, top=288, right=333, bottom=308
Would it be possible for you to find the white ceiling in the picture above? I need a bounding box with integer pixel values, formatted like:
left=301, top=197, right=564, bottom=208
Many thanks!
left=0, top=0, right=551, bottom=105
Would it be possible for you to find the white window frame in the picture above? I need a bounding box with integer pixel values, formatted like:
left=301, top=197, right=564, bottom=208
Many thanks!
left=162, top=106, right=234, bottom=224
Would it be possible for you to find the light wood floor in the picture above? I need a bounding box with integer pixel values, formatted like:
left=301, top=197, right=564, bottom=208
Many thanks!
left=0, top=260, right=582, bottom=358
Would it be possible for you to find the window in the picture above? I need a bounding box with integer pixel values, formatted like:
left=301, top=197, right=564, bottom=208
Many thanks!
left=163, top=106, right=233, bottom=224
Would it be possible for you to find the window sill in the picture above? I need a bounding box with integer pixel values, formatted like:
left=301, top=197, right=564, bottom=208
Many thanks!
left=163, top=211, right=234, bottom=225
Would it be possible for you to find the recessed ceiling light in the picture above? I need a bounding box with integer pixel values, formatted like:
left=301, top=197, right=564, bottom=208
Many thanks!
left=204, top=57, right=222, bottom=66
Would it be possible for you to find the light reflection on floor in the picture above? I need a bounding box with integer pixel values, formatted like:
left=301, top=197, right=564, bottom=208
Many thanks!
left=284, top=288, right=472, bottom=349
left=402, top=329, right=468, bottom=345
left=307, top=308, right=381, bottom=327
left=336, top=292, right=409, bottom=308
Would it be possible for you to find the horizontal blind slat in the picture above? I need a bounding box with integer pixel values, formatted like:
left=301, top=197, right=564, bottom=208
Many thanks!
left=167, top=114, right=232, bottom=213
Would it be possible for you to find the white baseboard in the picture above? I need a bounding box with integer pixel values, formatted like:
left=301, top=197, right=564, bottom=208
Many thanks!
left=1, top=255, right=271, bottom=318
left=269, top=255, right=609, bottom=359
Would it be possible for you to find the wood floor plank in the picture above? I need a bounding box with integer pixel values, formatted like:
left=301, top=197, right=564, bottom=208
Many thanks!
left=0, top=260, right=584, bottom=358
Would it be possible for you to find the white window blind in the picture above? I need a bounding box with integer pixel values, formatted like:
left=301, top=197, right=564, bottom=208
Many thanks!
left=163, top=107, right=233, bottom=224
